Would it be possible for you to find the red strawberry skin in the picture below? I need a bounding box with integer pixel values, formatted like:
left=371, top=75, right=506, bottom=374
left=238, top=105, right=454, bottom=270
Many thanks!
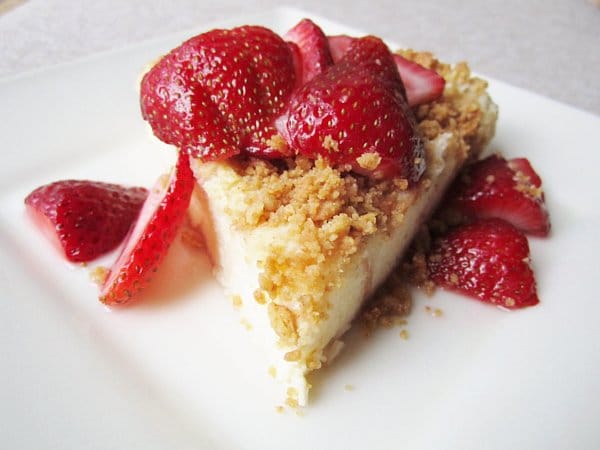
left=327, top=35, right=445, bottom=106
left=283, top=36, right=425, bottom=181
left=140, top=26, right=297, bottom=160
left=24, top=181, right=148, bottom=263
left=100, top=154, right=194, bottom=306
left=284, top=19, right=333, bottom=84
left=446, top=155, right=551, bottom=236
left=427, top=219, right=539, bottom=309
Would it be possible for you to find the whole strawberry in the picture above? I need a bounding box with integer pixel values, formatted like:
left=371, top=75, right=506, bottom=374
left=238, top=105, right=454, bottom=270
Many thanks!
left=282, top=36, right=425, bottom=181
left=427, top=218, right=539, bottom=309
left=100, top=154, right=194, bottom=306
left=140, top=26, right=297, bottom=160
left=445, top=155, right=550, bottom=236
left=25, top=181, right=148, bottom=263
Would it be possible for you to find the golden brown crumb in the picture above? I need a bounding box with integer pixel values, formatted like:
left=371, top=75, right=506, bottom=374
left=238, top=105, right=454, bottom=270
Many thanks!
left=285, top=397, right=299, bottom=409
left=360, top=271, right=412, bottom=335
left=399, top=329, right=410, bottom=340
left=231, top=294, right=243, bottom=309
left=268, top=303, right=298, bottom=345
left=287, top=387, right=298, bottom=399
left=284, top=349, right=301, bottom=362
left=323, top=135, right=340, bottom=153
left=425, top=305, right=444, bottom=317
left=253, top=289, right=267, bottom=305
left=275, top=405, right=285, bottom=414
left=266, top=134, right=289, bottom=154
left=268, top=366, right=277, bottom=378
left=240, top=318, right=253, bottom=331
left=344, top=384, right=355, bottom=391
left=89, top=266, right=109, bottom=286
left=356, top=152, right=382, bottom=171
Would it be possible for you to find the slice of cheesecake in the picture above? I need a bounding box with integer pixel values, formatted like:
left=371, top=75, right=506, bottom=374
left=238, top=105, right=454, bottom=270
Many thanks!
left=187, top=54, right=498, bottom=406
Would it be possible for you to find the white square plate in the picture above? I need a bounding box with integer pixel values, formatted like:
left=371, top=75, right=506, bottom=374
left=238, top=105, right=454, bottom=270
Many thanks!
left=1, top=7, right=599, bottom=450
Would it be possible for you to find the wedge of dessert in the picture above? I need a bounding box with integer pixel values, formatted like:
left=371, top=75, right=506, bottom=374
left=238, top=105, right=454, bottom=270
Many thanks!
left=138, top=19, right=498, bottom=406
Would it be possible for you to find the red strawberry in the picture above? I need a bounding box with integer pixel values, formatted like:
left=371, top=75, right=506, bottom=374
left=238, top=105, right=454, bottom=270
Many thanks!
left=282, top=36, right=425, bottom=181
left=327, top=35, right=445, bottom=106
left=327, top=35, right=354, bottom=63
left=24, top=181, right=147, bottom=263
left=100, top=154, right=194, bottom=306
left=392, top=54, right=445, bottom=106
left=284, top=18, right=333, bottom=84
left=445, top=155, right=550, bottom=236
left=427, top=219, right=539, bottom=309
left=140, top=26, right=297, bottom=161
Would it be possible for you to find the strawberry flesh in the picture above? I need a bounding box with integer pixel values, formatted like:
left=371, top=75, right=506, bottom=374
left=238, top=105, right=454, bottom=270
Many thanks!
left=327, top=35, right=445, bottom=106
left=445, top=155, right=551, bottom=236
left=100, top=154, right=194, bottom=306
left=283, top=36, right=425, bottom=181
left=25, top=181, right=147, bottom=263
left=427, top=218, right=539, bottom=309
left=284, top=19, right=333, bottom=84
left=392, top=54, right=445, bottom=106
left=327, top=35, right=354, bottom=63
left=140, top=26, right=297, bottom=160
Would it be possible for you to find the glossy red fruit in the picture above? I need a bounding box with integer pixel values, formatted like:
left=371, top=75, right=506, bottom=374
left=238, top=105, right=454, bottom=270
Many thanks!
left=327, top=35, right=445, bottom=106
left=100, top=154, right=194, bottom=306
left=24, top=180, right=147, bottom=263
left=427, top=218, right=539, bottom=309
left=392, top=54, right=445, bottom=106
left=284, top=18, right=333, bottom=84
left=140, top=26, right=297, bottom=160
left=445, top=155, right=551, bottom=236
left=283, top=36, right=425, bottom=181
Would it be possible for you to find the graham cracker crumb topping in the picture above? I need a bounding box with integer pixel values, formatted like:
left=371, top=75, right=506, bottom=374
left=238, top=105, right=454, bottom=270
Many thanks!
left=356, top=152, right=382, bottom=171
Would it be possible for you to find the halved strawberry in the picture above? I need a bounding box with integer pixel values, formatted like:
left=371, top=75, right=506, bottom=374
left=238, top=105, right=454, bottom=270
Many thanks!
left=327, top=35, right=445, bottom=106
left=444, top=155, right=551, bottom=236
left=100, top=154, right=194, bottom=306
left=284, top=18, right=333, bottom=84
left=140, top=26, right=297, bottom=161
left=282, top=36, right=425, bottom=181
left=24, top=181, right=147, bottom=263
left=427, top=218, right=539, bottom=309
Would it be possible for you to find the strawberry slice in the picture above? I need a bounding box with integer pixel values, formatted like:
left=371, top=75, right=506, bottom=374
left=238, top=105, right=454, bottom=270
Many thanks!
left=327, top=35, right=354, bottom=63
left=24, top=181, right=147, bottom=263
left=284, top=18, right=333, bottom=84
left=100, top=154, right=194, bottom=306
left=282, top=36, right=425, bottom=181
left=140, top=26, right=297, bottom=161
left=392, top=54, right=445, bottom=106
left=427, top=219, right=539, bottom=309
left=445, top=155, right=551, bottom=236
left=327, top=35, right=445, bottom=106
